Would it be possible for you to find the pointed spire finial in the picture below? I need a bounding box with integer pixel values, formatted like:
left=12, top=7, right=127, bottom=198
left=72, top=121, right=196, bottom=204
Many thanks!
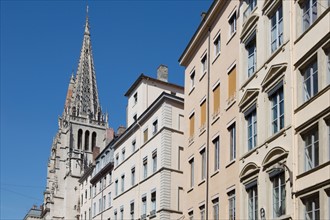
left=84, top=3, right=90, bottom=36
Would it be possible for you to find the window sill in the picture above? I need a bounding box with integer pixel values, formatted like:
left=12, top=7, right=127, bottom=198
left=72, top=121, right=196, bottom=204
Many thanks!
left=199, top=71, right=207, bottom=81
left=226, top=98, right=236, bottom=111
left=211, top=112, right=220, bottom=125
left=227, top=31, right=236, bottom=45
left=275, top=214, right=292, bottom=220
left=187, top=187, right=194, bottom=193
left=240, top=71, right=257, bottom=90
left=297, top=161, right=330, bottom=179
left=210, top=169, right=219, bottom=178
left=212, top=52, right=221, bottom=65
left=225, top=159, right=236, bottom=168
left=198, top=179, right=206, bottom=186
left=188, top=86, right=195, bottom=96
left=188, top=136, right=194, bottom=146
left=199, top=125, right=206, bottom=136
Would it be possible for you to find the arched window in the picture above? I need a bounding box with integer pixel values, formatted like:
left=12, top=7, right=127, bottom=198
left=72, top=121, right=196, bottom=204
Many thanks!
left=85, top=130, right=90, bottom=151
left=92, top=132, right=97, bottom=151
left=77, top=129, right=83, bottom=150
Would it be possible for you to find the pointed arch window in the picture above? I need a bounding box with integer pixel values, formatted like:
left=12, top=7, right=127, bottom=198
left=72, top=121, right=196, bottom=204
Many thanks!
left=78, top=129, right=83, bottom=150
left=92, top=132, right=97, bottom=151
left=85, top=130, right=90, bottom=151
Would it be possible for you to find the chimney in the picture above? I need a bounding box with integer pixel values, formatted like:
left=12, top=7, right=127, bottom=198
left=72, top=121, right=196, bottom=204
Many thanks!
left=157, top=64, right=168, bottom=82
left=117, top=125, right=126, bottom=136
left=201, top=12, right=207, bottom=21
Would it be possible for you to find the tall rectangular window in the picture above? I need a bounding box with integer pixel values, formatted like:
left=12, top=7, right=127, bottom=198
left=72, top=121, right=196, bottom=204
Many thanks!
left=246, top=35, right=257, bottom=77
left=114, top=210, right=117, bottom=220
left=272, top=173, right=286, bottom=217
left=213, top=137, right=220, bottom=171
left=130, top=202, right=134, bottom=220
left=200, top=99, right=206, bottom=127
left=247, top=185, right=258, bottom=220
left=188, top=211, right=193, bottom=220
left=142, top=196, right=147, bottom=216
left=201, top=54, right=208, bottom=75
left=152, top=120, right=158, bottom=134
left=200, top=205, right=205, bottom=220
left=303, top=194, right=320, bottom=220
left=189, top=113, right=195, bottom=138
left=302, top=0, right=317, bottom=32
left=121, top=175, right=125, bottom=192
left=200, top=149, right=206, bottom=180
left=244, top=0, right=257, bottom=21
left=271, top=86, right=284, bottom=134
left=132, top=140, right=136, bottom=153
left=213, top=199, right=219, bottom=220
left=99, top=198, right=102, bottom=213
left=131, top=167, right=135, bottom=186
left=93, top=202, right=96, bottom=217
left=120, top=208, right=124, bottom=220
left=246, top=109, right=257, bottom=150
left=271, top=5, right=283, bottom=53
left=228, top=190, right=236, bottom=220
left=303, top=127, right=319, bottom=171
left=303, top=59, right=318, bottom=101
left=115, top=154, right=119, bottom=166
left=103, top=195, right=106, bottom=212
left=152, top=151, right=157, bottom=173
left=143, top=157, right=148, bottom=179
left=133, top=92, right=138, bottom=105
left=151, top=191, right=156, bottom=214
left=228, top=67, right=237, bottom=100
left=122, top=148, right=125, bottom=161
left=229, top=12, right=237, bottom=36
left=213, top=84, right=220, bottom=114
left=108, top=192, right=111, bottom=207
left=115, top=180, right=118, bottom=196
left=214, top=34, right=221, bottom=56
left=189, top=158, right=194, bottom=187
left=190, top=70, right=195, bottom=89
left=143, top=128, right=148, bottom=143
left=229, top=123, right=236, bottom=161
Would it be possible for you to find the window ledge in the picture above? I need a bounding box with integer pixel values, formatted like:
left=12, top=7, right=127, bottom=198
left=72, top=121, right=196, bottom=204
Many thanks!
left=199, top=125, right=206, bottom=136
left=187, top=187, right=194, bottom=193
left=227, top=31, right=236, bottom=45
left=226, top=98, right=236, bottom=111
left=210, top=169, right=219, bottom=178
left=198, top=179, right=206, bottom=186
left=225, top=159, right=236, bottom=168
left=297, top=161, right=330, bottom=179
left=188, top=136, right=194, bottom=146
left=188, top=86, right=195, bottom=96
left=275, top=214, right=292, bottom=220
left=211, top=113, right=220, bottom=125
left=199, top=71, right=207, bottom=81
left=212, top=52, right=221, bottom=64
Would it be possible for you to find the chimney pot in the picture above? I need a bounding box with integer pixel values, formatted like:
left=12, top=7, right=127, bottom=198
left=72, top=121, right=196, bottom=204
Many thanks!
left=157, top=64, right=168, bottom=82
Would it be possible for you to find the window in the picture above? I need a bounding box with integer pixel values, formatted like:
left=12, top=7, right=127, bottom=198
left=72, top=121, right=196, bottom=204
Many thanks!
left=122, top=148, right=125, bottom=161
left=214, top=34, right=221, bottom=57
left=121, top=175, right=125, bottom=192
left=115, top=180, right=118, bottom=196
left=151, top=191, right=156, bottom=214
left=200, top=148, right=206, bottom=180
left=201, top=54, right=208, bottom=75
left=131, top=167, right=135, bottom=186
left=270, top=85, right=284, bottom=134
left=213, top=198, right=219, bottom=220
left=188, top=211, right=194, bottom=220
left=200, top=99, right=206, bottom=127
left=246, top=109, right=257, bottom=150
left=130, top=202, right=134, bottom=220
left=189, top=113, right=195, bottom=138
left=246, top=34, right=257, bottom=77
left=114, top=210, right=117, bottom=220
left=272, top=172, right=286, bottom=217
left=247, top=184, right=258, bottom=220
left=133, top=114, right=137, bottom=122
left=152, top=120, right=158, bottom=134
left=302, top=0, right=317, bottom=32
left=152, top=150, right=157, bottom=173
left=228, top=190, right=236, bottom=220
left=213, top=137, right=220, bottom=171
left=213, top=84, right=220, bottom=115
left=229, top=123, right=236, bottom=161
left=303, top=193, right=320, bottom=220
left=93, top=185, right=96, bottom=197
left=327, top=50, right=330, bottom=85
left=109, top=171, right=112, bottom=184
left=143, top=128, right=148, bottom=143
left=133, top=92, right=138, bottom=105
left=303, top=59, right=318, bottom=102
left=142, top=196, right=147, bottom=216
left=190, top=70, right=195, bottom=89
left=229, top=12, right=237, bottom=36
left=303, top=127, right=319, bottom=171
left=108, top=192, right=111, bottom=207
left=99, top=198, right=102, bottom=213
left=103, top=195, right=106, bottom=212
left=228, top=66, right=237, bottom=101
left=200, top=205, right=205, bottom=220
left=271, top=5, right=283, bottom=53
left=93, top=202, right=96, bottom=216
left=189, top=158, right=194, bottom=187
left=132, top=140, right=136, bottom=152
left=244, top=0, right=257, bottom=21
left=120, top=208, right=124, bottom=220
left=115, top=154, right=119, bottom=166
left=143, top=157, right=148, bottom=179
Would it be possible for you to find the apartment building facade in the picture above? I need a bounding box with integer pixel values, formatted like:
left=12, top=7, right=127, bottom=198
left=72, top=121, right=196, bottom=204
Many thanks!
left=180, top=0, right=329, bottom=220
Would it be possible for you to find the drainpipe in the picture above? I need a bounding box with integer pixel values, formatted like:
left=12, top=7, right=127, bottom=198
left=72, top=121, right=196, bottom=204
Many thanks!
left=136, top=120, right=142, bottom=218
left=206, top=25, right=211, bottom=220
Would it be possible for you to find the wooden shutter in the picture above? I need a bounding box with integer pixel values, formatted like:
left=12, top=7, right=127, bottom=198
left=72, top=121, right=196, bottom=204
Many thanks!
left=228, top=67, right=236, bottom=99
left=189, top=113, right=195, bottom=137
left=143, top=129, right=148, bottom=143
left=200, top=100, right=206, bottom=125
left=213, top=85, right=220, bottom=113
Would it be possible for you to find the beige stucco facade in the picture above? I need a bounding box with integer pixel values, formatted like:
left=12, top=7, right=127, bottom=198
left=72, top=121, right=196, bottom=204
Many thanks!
left=180, top=0, right=329, bottom=220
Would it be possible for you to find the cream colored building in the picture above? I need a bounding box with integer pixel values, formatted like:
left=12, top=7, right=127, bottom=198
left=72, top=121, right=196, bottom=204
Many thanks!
left=180, top=0, right=329, bottom=220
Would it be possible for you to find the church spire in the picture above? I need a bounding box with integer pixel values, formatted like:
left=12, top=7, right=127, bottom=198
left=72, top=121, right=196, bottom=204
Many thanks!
left=70, top=6, right=102, bottom=120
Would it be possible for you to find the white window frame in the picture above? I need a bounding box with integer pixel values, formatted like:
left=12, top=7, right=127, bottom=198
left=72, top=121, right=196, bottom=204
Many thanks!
left=228, top=190, right=236, bottom=220
left=229, top=123, right=236, bottom=161
left=270, top=4, right=283, bottom=53
left=228, top=11, right=237, bottom=37
left=152, top=150, right=157, bottom=173
left=200, top=148, right=206, bottom=180
left=201, top=53, right=208, bottom=77
left=143, top=157, right=148, bottom=179
left=190, top=69, right=196, bottom=90
left=189, top=157, right=194, bottom=188
left=272, top=172, right=286, bottom=217
left=152, top=119, right=158, bottom=135
left=302, top=0, right=317, bottom=32
left=303, top=126, right=319, bottom=171
left=246, top=33, right=257, bottom=77
left=243, top=0, right=257, bottom=22
left=246, top=108, right=257, bottom=151
left=213, top=136, right=220, bottom=171
left=131, top=167, right=135, bottom=186
left=214, top=33, right=221, bottom=58
left=270, top=84, right=284, bottom=134
left=302, top=59, right=318, bottom=102
left=303, top=193, right=320, bottom=220
left=246, top=183, right=258, bottom=220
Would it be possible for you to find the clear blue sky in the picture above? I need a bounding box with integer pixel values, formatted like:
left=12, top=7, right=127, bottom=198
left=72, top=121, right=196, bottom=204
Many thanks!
left=0, top=0, right=212, bottom=219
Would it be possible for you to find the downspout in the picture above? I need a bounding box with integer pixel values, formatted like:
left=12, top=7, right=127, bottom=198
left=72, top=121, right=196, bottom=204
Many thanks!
left=136, top=120, right=142, bottom=218
left=206, top=25, right=211, bottom=220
